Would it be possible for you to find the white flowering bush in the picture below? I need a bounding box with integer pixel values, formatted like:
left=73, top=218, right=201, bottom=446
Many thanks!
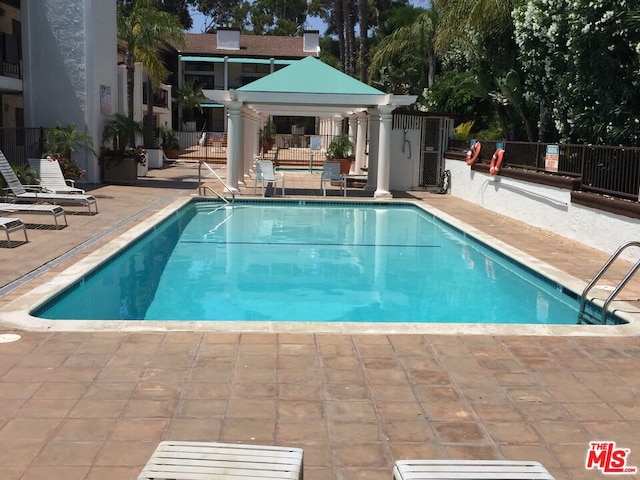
left=514, top=0, right=640, bottom=145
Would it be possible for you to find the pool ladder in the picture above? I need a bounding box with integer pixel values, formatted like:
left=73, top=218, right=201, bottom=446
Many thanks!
left=198, top=161, right=235, bottom=204
left=578, top=240, right=640, bottom=324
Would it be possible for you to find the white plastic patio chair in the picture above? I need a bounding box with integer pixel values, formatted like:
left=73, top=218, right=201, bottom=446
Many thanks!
left=321, top=160, right=346, bottom=196
left=254, top=159, right=285, bottom=196
left=393, top=460, right=555, bottom=480
left=28, top=157, right=85, bottom=194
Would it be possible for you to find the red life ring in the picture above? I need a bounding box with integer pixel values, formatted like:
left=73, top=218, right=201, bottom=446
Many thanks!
left=465, top=141, right=481, bottom=165
left=490, top=148, right=505, bottom=175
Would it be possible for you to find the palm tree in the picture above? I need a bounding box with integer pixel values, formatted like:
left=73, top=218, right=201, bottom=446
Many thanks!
left=117, top=0, right=184, bottom=148
left=369, top=9, right=437, bottom=92
left=177, top=79, right=207, bottom=128
left=44, top=122, right=95, bottom=160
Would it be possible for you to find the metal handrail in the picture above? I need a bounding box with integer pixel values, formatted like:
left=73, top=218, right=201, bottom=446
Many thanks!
left=198, top=161, right=235, bottom=204
left=579, top=240, right=640, bottom=324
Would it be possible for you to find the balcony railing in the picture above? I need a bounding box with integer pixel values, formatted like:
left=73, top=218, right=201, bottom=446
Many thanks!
left=142, top=85, right=169, bottom=109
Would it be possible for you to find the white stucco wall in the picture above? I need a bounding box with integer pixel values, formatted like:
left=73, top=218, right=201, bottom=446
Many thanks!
left=389, top=127, right=421, bottom=190
left=22, top=0, right=118, bottom=183
left=446, top=157, right=640, bottom=261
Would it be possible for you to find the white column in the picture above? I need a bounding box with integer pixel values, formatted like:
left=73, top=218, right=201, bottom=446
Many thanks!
left=236, top=107, right=246, bottom=186
left=245, top=111, right=259, bottom=178
left=225, top=100, right=242, bottom=193
left=375, top=104, right=394, bottom=198
left=348, top=114, right=356, bottom=142
left=355, top=112, right=368, bottom=175
left=333, top=116, right=342, bottom=136
left=365, top=109, right=379, bottom=191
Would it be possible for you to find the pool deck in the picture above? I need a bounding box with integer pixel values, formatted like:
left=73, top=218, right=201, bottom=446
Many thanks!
left=0, top=163, right=639, bottom=480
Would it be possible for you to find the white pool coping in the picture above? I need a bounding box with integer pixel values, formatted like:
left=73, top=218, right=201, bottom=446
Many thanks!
left=1, top=196, right=639, bottom=336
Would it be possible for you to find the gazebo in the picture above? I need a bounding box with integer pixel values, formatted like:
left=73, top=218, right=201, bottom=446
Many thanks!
left=205, top=56, right=417, bottom=198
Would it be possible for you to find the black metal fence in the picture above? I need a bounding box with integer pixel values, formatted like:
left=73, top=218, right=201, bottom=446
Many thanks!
left=449, top=138, right=640, bottom=202
left=0, top=128, right=46, bottom=167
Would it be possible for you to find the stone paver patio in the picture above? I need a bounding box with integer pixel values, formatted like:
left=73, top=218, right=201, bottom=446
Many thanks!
left=0, top=162, right=638, bottom=480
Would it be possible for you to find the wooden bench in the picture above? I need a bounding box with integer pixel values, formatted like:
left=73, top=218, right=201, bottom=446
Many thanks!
left=138, top=441, right=304, bottom=480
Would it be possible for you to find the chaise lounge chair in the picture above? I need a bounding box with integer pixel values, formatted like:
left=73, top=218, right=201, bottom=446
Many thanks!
left=0, top=151, right=98, bottom=213
left=28, top=157, right=85, bottom=194
left=0, top=203, right=68, bottom=229
left=138, top=441, right=304, bottom=480
left=321, top=160, right=346, bottom=196
left=393, top=460, right=555, bottom=480
left=0, top=217, right=28, bottom=247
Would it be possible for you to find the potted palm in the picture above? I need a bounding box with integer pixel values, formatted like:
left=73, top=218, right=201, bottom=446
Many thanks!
left=101, top=113, right=146, bottom=185
left=326, top=133, right=354, bottom=174
left=160, top=125, right=180, bottom=159
left=42, top=122, right=94, bottom=183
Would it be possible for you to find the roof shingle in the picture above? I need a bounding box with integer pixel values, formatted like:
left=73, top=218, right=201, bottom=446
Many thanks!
left=174, top=33, right=313, bottom=60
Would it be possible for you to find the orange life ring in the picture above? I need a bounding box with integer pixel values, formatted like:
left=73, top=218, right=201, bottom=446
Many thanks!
left=466, top=141, right=481, bottom=165
left=489, top=148, right=505, bottom=175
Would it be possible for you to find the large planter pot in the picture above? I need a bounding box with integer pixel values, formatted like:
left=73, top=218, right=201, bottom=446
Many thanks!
left=137, top=159, right=148, bottom=177
left=102, top=156, right=138, bottom=185
left=337, top=158, right=353, bottom=175
left=146, top=149, right=163, bottom=169
left=163, top=148, right=179, bottom=160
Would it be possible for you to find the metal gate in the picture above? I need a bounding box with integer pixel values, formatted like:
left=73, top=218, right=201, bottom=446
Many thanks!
left=421, top=117, right=443, bottom=186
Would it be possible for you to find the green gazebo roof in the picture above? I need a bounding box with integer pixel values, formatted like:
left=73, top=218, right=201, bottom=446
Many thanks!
left=237, top=56, right=384, bottom=96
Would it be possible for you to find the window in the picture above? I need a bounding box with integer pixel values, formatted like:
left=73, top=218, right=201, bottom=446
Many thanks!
left=185, top=62, right=215, bottom=72
left=185, top=75, right=214, bottom=89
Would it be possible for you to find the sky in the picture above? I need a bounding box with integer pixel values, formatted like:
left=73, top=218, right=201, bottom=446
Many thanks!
left=187, top=1, right=430, bottom=34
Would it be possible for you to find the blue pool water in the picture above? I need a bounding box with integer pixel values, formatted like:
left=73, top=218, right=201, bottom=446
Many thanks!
left=36, top=200, right=587, bottom=324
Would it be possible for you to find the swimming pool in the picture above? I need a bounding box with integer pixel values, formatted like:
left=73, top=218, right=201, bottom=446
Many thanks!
left=33, top=199, right=609, bottom=325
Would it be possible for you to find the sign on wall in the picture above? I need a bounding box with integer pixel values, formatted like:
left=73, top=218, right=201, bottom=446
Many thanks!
left=100, top=85, right=112, bottom=115
left=545, top=144, right=559, bottom=172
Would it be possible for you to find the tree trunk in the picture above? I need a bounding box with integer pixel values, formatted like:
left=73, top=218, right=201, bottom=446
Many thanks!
left=126, top=56, right=136, bottom=149
left=343, top=0, right=356, bottom=76
left=428, top=47, right=436, bottom=88
left=358, top=0, right=369, bottom=82
left=335, top=0, right=345, bottom=72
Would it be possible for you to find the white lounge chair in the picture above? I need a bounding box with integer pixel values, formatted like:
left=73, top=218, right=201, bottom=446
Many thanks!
left=138, top=441, right=303, bottom=480
left=254, top=159, right=285, bottom=196
left=0, top=203, right=67, bottom=229
left=28, top=157, right=85, bottom=194
left=0, top=217, right=28, bottom=247
left=393, top=460, right=555, bottom=480
left=0, top=152, right=98, bottom=213
left=321, top=160, right=346, bottom=196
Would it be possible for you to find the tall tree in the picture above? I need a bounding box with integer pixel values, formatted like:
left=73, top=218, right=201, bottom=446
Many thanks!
left=358, top=0, right=370, bottom=82
left=369, top=9, right=436, bottom=92
left=342, top=0, right=356, bottom=75
left=192, top=0, right=250, bottom=31
left=157, top=0, right=193, bottom=29
left=434, top=0, right=529, bottom=139
left=117, top=0, right=184, bottom=148
left=249, top=0, right=308, bottom=35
